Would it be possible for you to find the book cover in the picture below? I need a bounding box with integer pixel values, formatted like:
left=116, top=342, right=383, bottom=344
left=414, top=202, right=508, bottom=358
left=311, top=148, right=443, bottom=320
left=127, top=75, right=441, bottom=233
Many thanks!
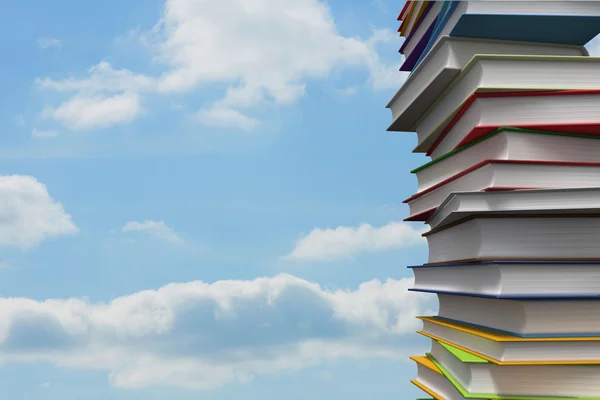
left=415, top=126, right=600, bottom=174
left=418, top=316, right=600, bottom=342
left=412, top=55, right=600, bottom=153
left=426, top=353, right=600, bottom=400
left=400, top=18, right=436, bottom=71
left=420, top=332, right=600, bottom=366
left=426, top=91, right=600, bottom=157
left=450, top=14, right=600, bottom=46
left=399, top=2, right=434, bottom=53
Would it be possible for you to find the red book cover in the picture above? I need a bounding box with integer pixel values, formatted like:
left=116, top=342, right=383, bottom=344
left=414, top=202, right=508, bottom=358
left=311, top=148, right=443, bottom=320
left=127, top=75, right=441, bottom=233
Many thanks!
left=398, top=2, right=414, bottom=33
left=398, top=1, right=411, bottom=21
left=426, top=90, right=600, bottom=156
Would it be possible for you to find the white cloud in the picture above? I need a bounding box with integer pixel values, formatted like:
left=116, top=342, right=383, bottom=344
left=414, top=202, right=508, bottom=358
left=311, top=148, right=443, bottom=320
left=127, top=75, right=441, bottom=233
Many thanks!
left=32, top=128, right=59, bottom=138
left=41, top=92, right=142, bottom=130
left=365, top=29, right=409, bottom=90
left=286, top=221, right=426, bottom=262
left=0, top=274, right=432, bottom=389
left=122, top=220, right=183, bottom=243
left=197, top=106, right=260, bottom=131
left=152, top=0, right=405, bottom=98
left=0, top=175, right=78, bottom=248
left=38, top=37, right=62, bottom=49
left=35, top=0, right=404, bottom=130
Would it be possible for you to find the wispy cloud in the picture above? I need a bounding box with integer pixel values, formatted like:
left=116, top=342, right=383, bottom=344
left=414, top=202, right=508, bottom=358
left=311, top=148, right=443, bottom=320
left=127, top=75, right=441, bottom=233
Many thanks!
left=197, top=106, right=260, bottom=131
left=41, top=92, right=142, bottom=130
left=40, top=382, right=62, bottom=389
left=32, top=128, right=59, bottom=138
left=37, top=37, right=62, bottom=49
left=286, top=221, right=426, bottom=262
left=122, top=220, right=183, bottom=244
left=336, top=86, right=359, bottom=96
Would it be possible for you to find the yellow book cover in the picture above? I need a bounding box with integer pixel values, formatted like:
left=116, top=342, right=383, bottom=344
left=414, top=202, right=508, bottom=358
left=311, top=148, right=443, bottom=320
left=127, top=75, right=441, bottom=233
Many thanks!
left=400, top=1, right=418, bottom=35
left=411, top=355, right=443, bottom=375
left=417, top=316, right=600, bottom=342
left=411, top=379, right=444, bottom=400
left=404, top=1, right=431, bottom=38
left=417, top=316, right=600, bottom=365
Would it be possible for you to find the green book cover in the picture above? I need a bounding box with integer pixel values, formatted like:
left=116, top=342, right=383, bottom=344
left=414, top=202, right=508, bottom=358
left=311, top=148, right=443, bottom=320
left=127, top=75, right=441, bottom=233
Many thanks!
left=438, top=340, right=488, bottom=364
left=426, top=353, right=600, bottom=400
left=411, top=126, right=600, bottom=174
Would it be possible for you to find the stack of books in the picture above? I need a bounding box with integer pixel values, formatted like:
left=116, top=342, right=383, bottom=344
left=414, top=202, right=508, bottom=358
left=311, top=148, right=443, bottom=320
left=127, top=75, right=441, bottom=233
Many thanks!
left=388, top=2, right=600, bottom=399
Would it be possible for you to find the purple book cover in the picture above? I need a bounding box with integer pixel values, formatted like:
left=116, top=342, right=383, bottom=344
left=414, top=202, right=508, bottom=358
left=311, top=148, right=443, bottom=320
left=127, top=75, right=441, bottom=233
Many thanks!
left=399, top=1, right=435, bottom=54
left=400, top=17, right=436, bottom=71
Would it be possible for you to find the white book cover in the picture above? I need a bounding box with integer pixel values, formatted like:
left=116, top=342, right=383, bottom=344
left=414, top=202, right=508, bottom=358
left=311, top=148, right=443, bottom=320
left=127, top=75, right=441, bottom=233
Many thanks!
left=411, top=261, right=600, bottom=297
left=426, top=216, right=600, bottom=264
left=437, top=294, right=600, bottom=336
left=413, top=55, right=600, bottom=153
left=419, top=317, right=600, bottom=364
left=406, top=161, right=600, bottom=221
left=427, top=187, right=600, bottom=230
left=385, top=38, right=586, bottom=133
left=415, top=128, right=600, bottom=193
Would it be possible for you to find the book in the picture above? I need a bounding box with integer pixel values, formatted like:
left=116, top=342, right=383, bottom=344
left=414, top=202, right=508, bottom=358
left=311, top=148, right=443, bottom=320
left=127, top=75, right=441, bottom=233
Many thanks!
left=425, top=215, right=600, bottom=264
left=418, top=316, right=600, bottom=364
left=400, top=6, right=440, bottom=72
left=397, top=1, right=412, bottom=22
left=408, top=0, right=600, bottom=70
left=413, top=128, right=600, bottom=193
left=429, top=339, right=600, bottom=397
left=392, top=3, right=600, bottom=398
left=385, top=38, right=587, bottom=133
left=436, top=294, right=600, bottom=337
left=412, top=354, right=464, bottom=400
left=400, top=1, right=440, bottom=58
left=404, top=160, right=600, bottom=221
left=413, top=55, right=600, bottom=153
left=410, top=1, right=461, bottom=72
left=401, top=1, right=430, bottom=39
left=433, top=1, right=600, bottom=47
left=410, top=261, right=600, bottom=298
left=427, top=188, right=600, bottom=230
left=414, top=352, right=600, bottom=400
left=427, top=91, right=600, bottom=159
left=399, top=1, right=418, bottom=36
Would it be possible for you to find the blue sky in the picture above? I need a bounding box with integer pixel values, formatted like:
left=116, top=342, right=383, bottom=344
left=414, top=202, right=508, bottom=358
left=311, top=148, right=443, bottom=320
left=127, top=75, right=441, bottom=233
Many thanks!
left=1, top=0, right=599, bottom=399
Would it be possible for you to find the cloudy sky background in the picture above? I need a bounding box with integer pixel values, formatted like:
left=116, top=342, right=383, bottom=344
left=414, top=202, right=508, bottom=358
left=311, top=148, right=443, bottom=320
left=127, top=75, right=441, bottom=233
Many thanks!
left=0, top=0, right=599, bottom=399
